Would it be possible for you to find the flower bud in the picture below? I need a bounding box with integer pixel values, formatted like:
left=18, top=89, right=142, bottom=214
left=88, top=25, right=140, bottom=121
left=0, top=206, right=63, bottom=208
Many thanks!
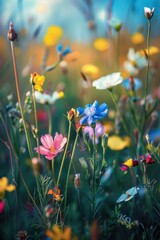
left=74, top=173, right=81, bottom=189
left=67, top=108, right=78, bottom=120
left=32, top=158, right=43, bottom=174
left=8, top=22, right=18, bottom=41
left=144, top=7, right=154, bottom=20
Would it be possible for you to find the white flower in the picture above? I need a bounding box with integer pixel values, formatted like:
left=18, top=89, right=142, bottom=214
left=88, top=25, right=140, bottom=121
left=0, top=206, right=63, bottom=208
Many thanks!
left=123, top=61, right=139, bottom=76
left=144, top=7, right=154, bottom=19
left=92, top=72, right=123, bottom=90
left=35, top=91, right=62, bottom=104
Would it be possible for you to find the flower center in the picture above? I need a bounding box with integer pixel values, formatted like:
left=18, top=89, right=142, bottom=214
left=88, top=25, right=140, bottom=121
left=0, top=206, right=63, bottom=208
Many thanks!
left=85, top=106, right=96, bottom=116
left=50, top=146, right=55, bottom=153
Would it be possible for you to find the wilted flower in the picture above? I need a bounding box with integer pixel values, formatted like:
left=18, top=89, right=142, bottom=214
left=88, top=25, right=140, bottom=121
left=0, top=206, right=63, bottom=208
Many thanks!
left=144, top=7, right=154, bottom=20
left=93, top=38, right=110, bottom=52
left=46, top=225, right=72, bottom=240
left=35, top=91, right=64, bottom=104
left=7, top=22, right=18, bottom=41
left=77, top=100, right=108, bottom=125
left=34, top=133, right=67, bottom=160
left=30, top=72, right=45, bottom=92
left=116, top=187, right=138, bottom=203
left=0, top=177, right=16, bottom=199
left=83, top=122, right=104, bottom=143
left=92, top=72, right=123, bottom=90
left=67, top=108, right=78, bottom=120
left=108, top=17, right=122, bottom=31
left=74, top=174, right=81, bottom=189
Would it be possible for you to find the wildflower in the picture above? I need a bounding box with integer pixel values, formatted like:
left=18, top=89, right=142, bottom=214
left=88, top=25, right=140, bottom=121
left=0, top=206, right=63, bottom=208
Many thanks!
left=81, top=64, right=99, bottom=78
left=43, top=26, right=63, bottom=47
left=35, top=91, right=64, bottom=104
left=108, top=17, right=122, bottom=32
left=74, top=174, right=81, bottom=189
left=120, top=158, right=138, bottom=171
left=48, top=187, right=62, bottom=202
left=131, top=32, right=144, bottom=44
left=46, top=225, right=72, bottom=240
left=83, top=122, right=104, bottom=143
left=44, top=205, right=54, bottom=218
left=0, top=177, right=16, bottom=199
left=77, top=100, right=108, bottom=126
left=0, top=200, right=5, bottom=214
left=139, top=154, right=155, bottom=165
left=7, top=22, right=18, bottom=41
left=30, top=72, right=45, bottom=92
left=144, top=7, right=154, bottom=20
left=56, top=44, right=72, bottom=59
left=122, top=77, right=142, bottom=91
left=34, top=133, right=67, bottom=160
left=67, top=108, right=78, bottom=121
left=116, top=187, right=138, bottom=203
left=92, top=72, right=123, bottom=90
left=108, top=135, right=131, bottom=151
left=93, top=38, right=109, bottom=52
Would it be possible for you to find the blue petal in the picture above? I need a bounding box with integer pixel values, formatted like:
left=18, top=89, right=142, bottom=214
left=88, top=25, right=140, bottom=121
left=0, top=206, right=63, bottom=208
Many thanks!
left=98, top=103, right=108, bottom=112
left=77, top=107, right=84, bottom=116
left=80, top=116, right=88, bottom=124
left=87, top=116, right=94, bottom=125
left=85, top=103, right=92, bottom=108
left=56, top=44, right=63, bottom=54
left=92, top=100, right=99, bottom=109
left=62, top=46, right=72, bottom=56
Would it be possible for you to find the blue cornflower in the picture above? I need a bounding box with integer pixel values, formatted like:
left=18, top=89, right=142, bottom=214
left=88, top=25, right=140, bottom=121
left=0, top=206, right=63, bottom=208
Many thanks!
left=77, top=100, right=108, bottom=125
left=56, top=44, right=72, bottom=57
left=122, top=78, right=142, bottom=90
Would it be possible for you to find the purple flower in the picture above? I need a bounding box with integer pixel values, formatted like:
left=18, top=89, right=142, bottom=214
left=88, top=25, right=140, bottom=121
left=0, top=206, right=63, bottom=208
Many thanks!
left=77, top=100, right=108, bottom=125
left=83, top=122, right=104, bottom=143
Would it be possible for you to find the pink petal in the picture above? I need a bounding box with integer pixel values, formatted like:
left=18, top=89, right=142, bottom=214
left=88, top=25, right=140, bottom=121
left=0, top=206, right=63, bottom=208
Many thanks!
left=120, top=165, right=129, bottom=171
left=0, top=201, right=5, bottom=214
left=60, top=137, right=67, bottom=150
left=53, top=133, right=64, bottom=150
left=45, top=154, right=55, bottom=160
left=34, top=146, right=50, bottom=155
left=40, top=134, right=54, bottom=149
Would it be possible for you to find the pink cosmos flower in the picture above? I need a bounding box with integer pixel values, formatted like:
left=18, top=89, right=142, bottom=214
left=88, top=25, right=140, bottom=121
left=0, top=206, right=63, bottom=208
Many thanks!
left=34, top=133, right=67, bottom=160
left=0, top=201, right=5, bottom=214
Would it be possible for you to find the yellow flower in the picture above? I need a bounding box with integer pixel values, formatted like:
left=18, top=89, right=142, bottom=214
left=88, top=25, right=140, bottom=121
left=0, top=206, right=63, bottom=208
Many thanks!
left=107, top=135, right=131, bottom=151
left=93, top=38, right=109, bottom=52
left=123, top=158, right=133, bottom=168
left=131, top=32, right=144, bottom=44
left=43, top=26, right=63, bottom=47
left=139, top=46, right=159, bottom=56
left=30, top=72, right=45, bottom=92
left=46, top=225, right=72, bottom=240
left=0, top=177, right=16, bottom=199
left=58, top=91, right=64, bottom=98
left=81, top=64, right=99, bottom=78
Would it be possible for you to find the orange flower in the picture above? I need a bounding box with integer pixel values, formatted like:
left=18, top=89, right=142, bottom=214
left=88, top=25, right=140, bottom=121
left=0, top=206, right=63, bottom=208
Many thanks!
left=48, top=187, right=62, bottom=202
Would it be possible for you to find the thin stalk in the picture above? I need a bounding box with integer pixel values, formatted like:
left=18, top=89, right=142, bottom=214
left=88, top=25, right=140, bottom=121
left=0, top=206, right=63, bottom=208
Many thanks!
left=52, top=158, right=56, bottom=185
left=108, top=90, right=129, bottom=136
left=0, top=114, right=45, bottom=224
left=64, top=129, right=79, bottom=214
left=47, top=104, right=52, bottom=135
left=10, top=41, right=33, bottom=158
left=144, top=19, right=151, bottom=115
left=57, top=120, right=72, bottom=187
left=92, top=126, right=96, bottom=219
left=116, top=31, right=120, bottom=71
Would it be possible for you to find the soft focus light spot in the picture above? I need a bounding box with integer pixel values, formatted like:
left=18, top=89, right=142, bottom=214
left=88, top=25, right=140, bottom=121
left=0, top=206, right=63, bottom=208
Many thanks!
left=131, top=32, right=144, bottom=44
left=93, top=38, right=109, bottom=52
left=98, top=10, right=106, bottom=21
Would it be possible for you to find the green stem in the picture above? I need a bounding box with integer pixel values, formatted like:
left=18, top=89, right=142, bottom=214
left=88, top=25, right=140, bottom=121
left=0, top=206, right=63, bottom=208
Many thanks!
left=92, top=126, right=96, bottom=219
left=10, top=41, right=33, bottom=158
left=47, top=104, right=52, bottom=135
left=52, top=158, right=56, bottom=185
left=64, top=129, right=79, bottom=215
left=144, top=19, right=151, bottom=115
left=116, top=31, right=120, bottom=71
left=57, top=120, right=72, bottom=187
left=108, top=90, right=129, bottom=136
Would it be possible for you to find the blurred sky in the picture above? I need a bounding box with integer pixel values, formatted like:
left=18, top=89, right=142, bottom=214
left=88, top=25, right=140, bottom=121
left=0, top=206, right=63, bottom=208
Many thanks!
left=0, top=0, right=160, bottom=43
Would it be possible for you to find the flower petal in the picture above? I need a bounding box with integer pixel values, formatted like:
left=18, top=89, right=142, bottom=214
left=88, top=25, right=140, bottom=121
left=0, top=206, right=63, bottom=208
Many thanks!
left=41, top=134, right=54, bottom=149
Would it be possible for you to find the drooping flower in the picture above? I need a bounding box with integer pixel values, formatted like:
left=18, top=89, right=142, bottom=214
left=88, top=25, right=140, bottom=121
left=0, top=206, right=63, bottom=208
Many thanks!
left=93, top=38, right=110, bottom=52
left=35, top=91, right=64, bottom=104
left=120, top=158, right=138, bottom=171
left=77, top=100, right=108, bottom=126
left=0, top=177, right=16, bottom=199
left=83, top=122, right=104, bottom=143
left=46, top=225, right=72, bottom=240
left=34, top=133, right=67, bottom=160
left=144, top=7, right=154, bottom=20
left=107, top=135, right=131, bottom=151
left=92, top=72, right=123, bottom=90
left=56, top=44, right=72, bottom=59
left=43, top=26, right=63, bottom=47
left=122, top=77, right=142, bottom=91
left=30, top=72, right=45, bottom=92
left=116, top=187, right=138, bottom=203
left=108, top=17, right=122, bottom=32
